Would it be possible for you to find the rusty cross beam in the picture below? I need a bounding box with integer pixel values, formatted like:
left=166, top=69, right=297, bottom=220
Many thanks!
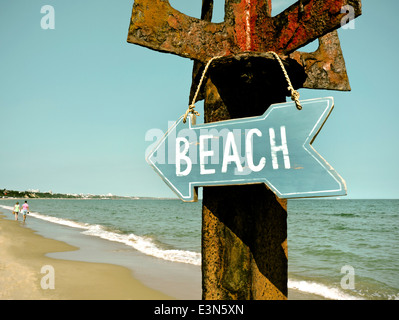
left=128, top=0, right=361, bottom=91
left=128, top=0, right=361, bottom=58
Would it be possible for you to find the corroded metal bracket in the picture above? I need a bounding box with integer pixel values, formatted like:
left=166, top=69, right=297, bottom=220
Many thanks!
left=128, top=0, right=361, bottom=90
left=127, top=0, right=361, bottom=58
left=290, top=30, right=352, bottom=91
left=127, top=0, right=361, bottom=91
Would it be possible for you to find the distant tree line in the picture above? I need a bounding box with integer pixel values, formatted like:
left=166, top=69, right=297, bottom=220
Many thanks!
left=0, top=189, right=139, bottom=200
left=1, top=189, right=82, bottom=199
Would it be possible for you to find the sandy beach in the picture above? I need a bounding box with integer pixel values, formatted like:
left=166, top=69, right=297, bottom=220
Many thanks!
left=0, top=209, right=327, bottom=300
left=0, top=212, right=171, bottom=300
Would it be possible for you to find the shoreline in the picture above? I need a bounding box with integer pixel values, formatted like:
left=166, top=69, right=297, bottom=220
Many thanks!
left=0, top=212, right=171, bottom=300
left=0, top=209, right=327, bottom=300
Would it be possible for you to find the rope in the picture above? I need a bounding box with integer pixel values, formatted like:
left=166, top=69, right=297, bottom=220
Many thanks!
left=183, top=52, right=302, bottom=123
left=267, top=51, right=302, bottom=110
left=183, top=56, right=222, bottom=123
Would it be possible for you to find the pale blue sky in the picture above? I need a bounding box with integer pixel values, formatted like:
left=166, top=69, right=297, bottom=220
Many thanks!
left=0, top=0, right=398, bottom=199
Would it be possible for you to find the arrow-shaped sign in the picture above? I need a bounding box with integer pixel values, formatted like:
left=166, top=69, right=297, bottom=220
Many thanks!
left=147, top=97, right=346, bottom=202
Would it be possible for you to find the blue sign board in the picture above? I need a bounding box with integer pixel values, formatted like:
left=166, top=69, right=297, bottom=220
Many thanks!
left=147, top=97, right=346, bottom=202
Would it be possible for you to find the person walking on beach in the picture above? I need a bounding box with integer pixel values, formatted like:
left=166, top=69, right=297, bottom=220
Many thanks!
left=13, top=202, right=20, bottom=221
left=21, top=201, right=29, bottom=222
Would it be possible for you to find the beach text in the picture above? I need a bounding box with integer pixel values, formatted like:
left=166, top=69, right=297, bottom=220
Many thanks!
left=146, top=125, right=291, bottom=173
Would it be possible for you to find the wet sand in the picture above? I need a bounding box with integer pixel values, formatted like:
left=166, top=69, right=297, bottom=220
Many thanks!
left=0, top=211, right=326, bottom=300
left=0, top=213, right=171, bottom=300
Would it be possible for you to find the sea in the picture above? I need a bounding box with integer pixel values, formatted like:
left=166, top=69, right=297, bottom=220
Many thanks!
left=0, top=198, right=398, bottom=300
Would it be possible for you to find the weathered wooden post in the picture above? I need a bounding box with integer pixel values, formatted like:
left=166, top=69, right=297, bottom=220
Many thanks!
left=127, top=0, right=361, bottom=300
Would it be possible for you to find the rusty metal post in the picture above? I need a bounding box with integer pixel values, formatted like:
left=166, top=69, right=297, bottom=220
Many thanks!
left=200, top=53, right=306, bottom=300
left=194, top=1, right=301, bottom=299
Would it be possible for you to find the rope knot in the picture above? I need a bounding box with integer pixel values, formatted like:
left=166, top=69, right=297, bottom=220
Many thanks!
left=289, top=87, right=302, bottom=110
left=183, top=104, right=200, bottom=123
left=182, top=56, right=223, bottom=124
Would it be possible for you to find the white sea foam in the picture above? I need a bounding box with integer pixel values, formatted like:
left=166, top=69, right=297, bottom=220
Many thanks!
left=288, top=279, right=364, bottom=300
left=0, top=205, right=14, bottom=211
left=0, top=205, right=377, bottom=294
left=82, top=224, right=201, bottom=266
left=0, top=204, right=201, bottom=266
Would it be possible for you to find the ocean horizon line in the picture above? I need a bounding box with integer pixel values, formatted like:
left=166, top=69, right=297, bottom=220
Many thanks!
left=2, top=187, right=398, bottom=201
